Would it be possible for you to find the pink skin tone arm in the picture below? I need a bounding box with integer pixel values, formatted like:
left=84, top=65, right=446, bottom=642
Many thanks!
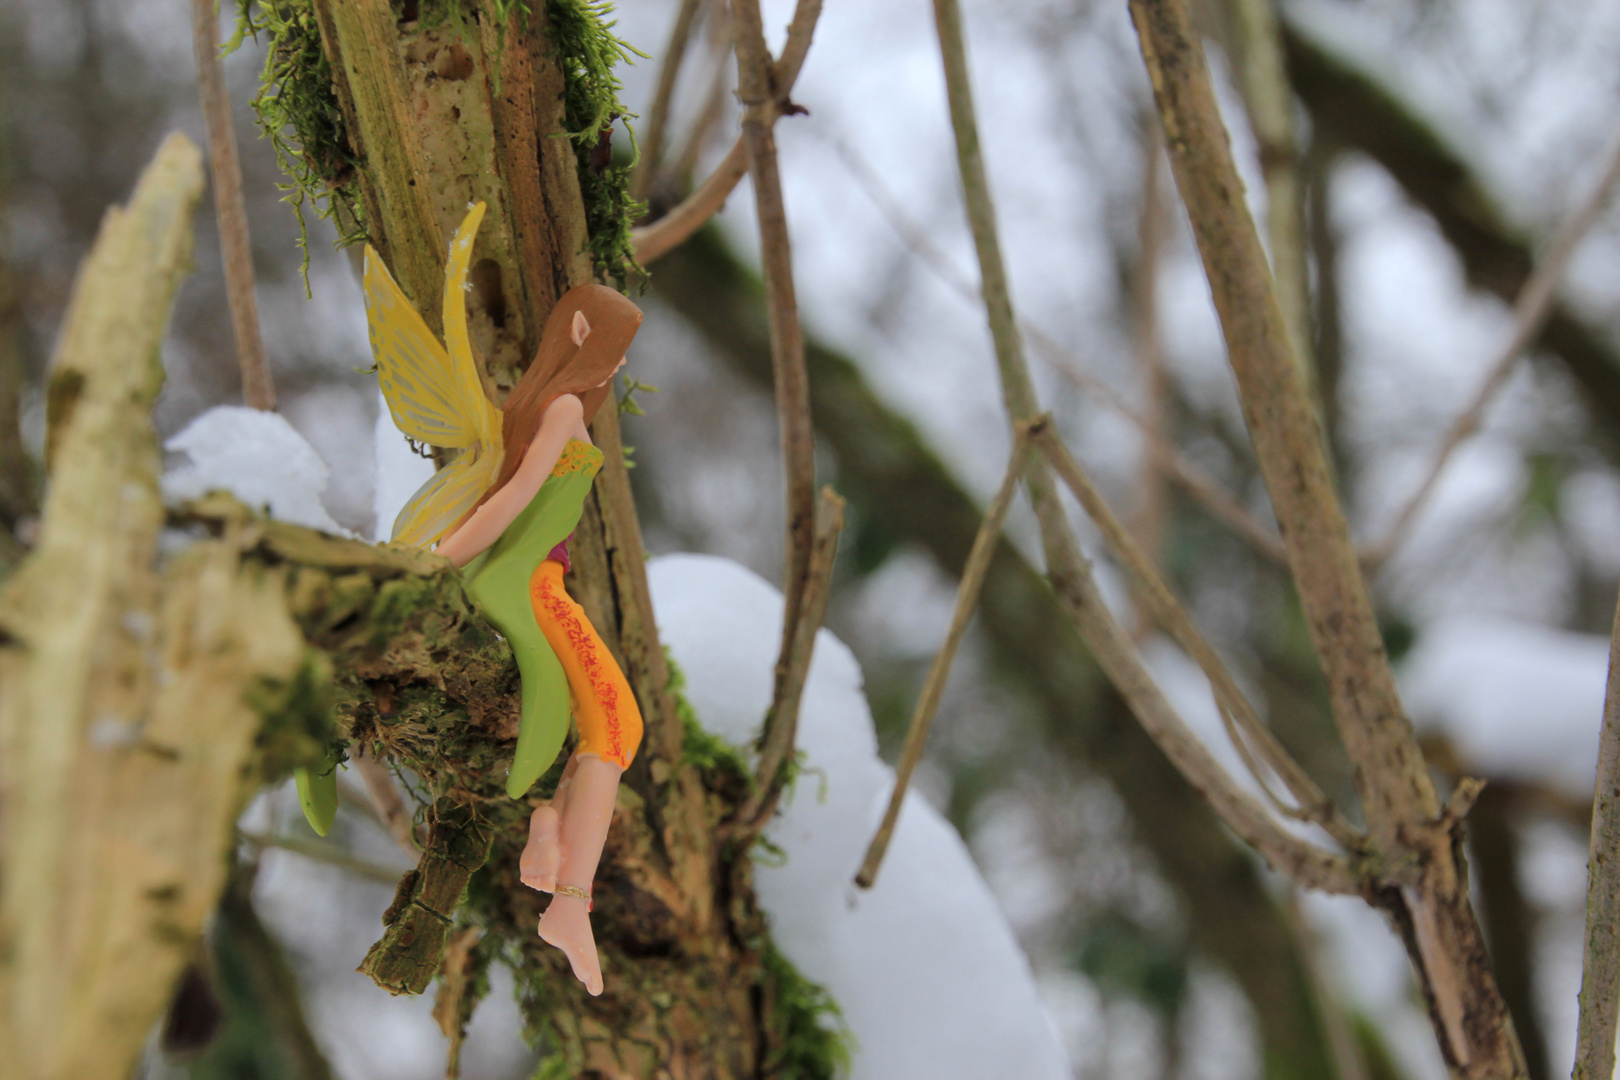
left=434, top=358, right=627, bottom=568
left=434, top=393, right=588, bottom=569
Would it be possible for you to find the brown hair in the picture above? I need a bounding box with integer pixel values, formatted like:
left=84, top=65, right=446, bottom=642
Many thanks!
left=484, top=284, right=642, bottom=500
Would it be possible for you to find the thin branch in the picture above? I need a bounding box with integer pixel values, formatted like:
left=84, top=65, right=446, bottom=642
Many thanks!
left=629, top=0, right=707, bottom=202
left=931, top=0, right=1358, bottom=896
left=1228, top=0, right=1314, bottom=386
left=829, top=135, right=1291, bottom=566
left=1128, top=117, right=1172, bottom=641
left=635, top=141, right=747, bottom=265
left=237, top=830, right=404, bottom=885
left=1573, top=583, right=1620, bottom=1080
left=1033, top=421, right=1358, bottom=848
left=738, top=488, right=845, bottom=832
left=1130, top=0, right=1432, bottom=847
left=1131, top=2, right=1526, bottom=1072
left=191, top=0, right=275, bottom=411
left=730, top=0, right=817, bottom=647
left=349, top=749, right=419, bottom=853
left=1368, top=133, right=1620, bottom=566
left=633, top=0, right=822, bottom=264
left=667, top=25, right=736, bottom=186
left=855, top=426, right=1032, bottom=889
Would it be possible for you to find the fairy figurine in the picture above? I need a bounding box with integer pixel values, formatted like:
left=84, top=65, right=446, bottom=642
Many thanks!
left=357, top=202, right=643, bottom=995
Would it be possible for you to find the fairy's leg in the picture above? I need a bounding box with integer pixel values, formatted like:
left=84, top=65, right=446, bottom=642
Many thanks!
left=519, top=754, right=578, bottom=893
left=528, top=560, right=644, bottom=772
left=536, top=754, right=623, bottom=996
left=527, top=560, right=644, bottom=994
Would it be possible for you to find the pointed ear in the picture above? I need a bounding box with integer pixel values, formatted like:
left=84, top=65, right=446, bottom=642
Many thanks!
left=570, top=309, right=593, bottom=347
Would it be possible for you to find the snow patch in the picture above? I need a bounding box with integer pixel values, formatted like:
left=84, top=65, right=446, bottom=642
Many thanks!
left=1400, top=616, right=1607, bottom=798
left=371, top=387, right=436, bottom=542
left=162, top=405, right=354, bottom=536
left=649, top=553, right=1071, bottom=1080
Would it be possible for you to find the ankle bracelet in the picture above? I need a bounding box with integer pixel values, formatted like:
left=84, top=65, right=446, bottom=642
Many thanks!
left=554, top=883, right=593, bottom=910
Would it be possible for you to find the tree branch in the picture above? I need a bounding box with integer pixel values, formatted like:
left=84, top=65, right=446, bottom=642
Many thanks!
left=238, top=829, right=405, bottom=885
left=1130, top=0, right=1430, bottom=848
left=0, top=134, right=310, bottom=1080
left=737, top=487, right=844, bottom=833
left=1130, top=2, right=1526, bottom=1073
left=855, top=427, right=1031, bottom=889
left=632, top=0, right=822, bottom=265
left=191, top=0, right=275, bottom=410
left=1285, top=20, right=1620, bottom=439
left=1573, top=583, right=1620, bottom=1080
left=931, top=0, right=1357, bottom=895
left=1367, top=133, right=1620, bottom=566
left=630, top=0, right=707, bottom=201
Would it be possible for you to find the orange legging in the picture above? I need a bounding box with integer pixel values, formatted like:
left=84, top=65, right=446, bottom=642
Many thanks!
left=528, top=559, right=643, bottom=769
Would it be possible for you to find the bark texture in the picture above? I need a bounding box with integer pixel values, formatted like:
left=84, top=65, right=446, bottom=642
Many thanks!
left=0, top=134, right=316, bottom=1080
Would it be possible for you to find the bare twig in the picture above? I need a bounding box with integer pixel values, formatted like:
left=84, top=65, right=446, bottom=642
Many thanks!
left=630, top=0, right=707, bottom=201
left=855, top=426, right=1032, bottom=889
left=1228, top=0, right=1313, bottom=384
left=1368, top=134, right=1620, bottom=566
left=1131, top=1, right=1526, bottom=1072
left=635, top=142, right=748, bottom=265
left=633, top=0, right=822, bottom=264
left=191, top=0, right=275, bottom=411
left=349, top=749, right=419, bottom=853
left=829, top=136, right=1290, bottom=566
left=931, top=0, right=1357, bottom=896
left=237, top=830, right=404, bottom=885
left=1573, top=583, right=1620, bottom=1080
left=1032, top=422, right=1358, bottom=847
left=1128, top=118, right=1171, bottom=636
left=1131, top=0, right=1429, bottom=851
left=667, top=26, right=736, bottom=186
left=738, top=488, right=845, bottom=832
left=730, top=0, right=817, bottom=645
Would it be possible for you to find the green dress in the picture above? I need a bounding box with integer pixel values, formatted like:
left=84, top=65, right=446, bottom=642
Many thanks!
left=461, top=438, right=604, bottom=798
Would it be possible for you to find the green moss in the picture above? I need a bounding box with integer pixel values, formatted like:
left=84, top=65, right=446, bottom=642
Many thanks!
left=763, top=941, right=854, bottom=1080
left=228, top=1, right=366, bottom=289
left=246, top=647, right=340, bottom=784
left=544, top=0, right=648, bottom=290
left=528, top=1054, right=571, bottom=1080
left=237, top=0, right=645, bottom=292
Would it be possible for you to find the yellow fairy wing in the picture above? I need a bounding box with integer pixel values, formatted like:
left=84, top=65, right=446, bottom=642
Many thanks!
left=391, top=440, right=505, bottom=548
left=441, top=202, right=504, bottom=449
left=378, top=202, right=511, bottom=549
left=363, top=244, right=476, bottom=449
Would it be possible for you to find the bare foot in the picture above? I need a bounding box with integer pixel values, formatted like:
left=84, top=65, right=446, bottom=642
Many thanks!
left=519, top=805, right=562, bottom=892
left=537, top=894, right=603, bottom=996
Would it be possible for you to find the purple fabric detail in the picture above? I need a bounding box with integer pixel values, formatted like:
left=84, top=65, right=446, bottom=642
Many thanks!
left=547, top=532, right=573, bottom=574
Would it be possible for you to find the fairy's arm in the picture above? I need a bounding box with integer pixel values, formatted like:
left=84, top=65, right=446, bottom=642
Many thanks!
left=435, top=393, right=585, bottom=568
